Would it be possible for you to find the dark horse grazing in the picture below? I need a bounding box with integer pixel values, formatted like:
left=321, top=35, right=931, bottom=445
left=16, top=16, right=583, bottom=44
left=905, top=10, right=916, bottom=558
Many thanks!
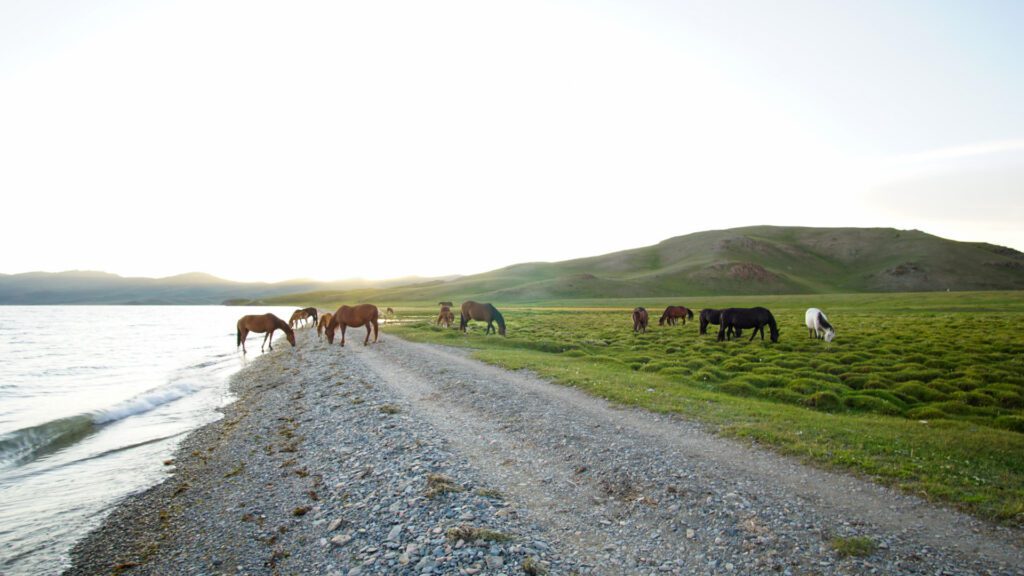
left=325, top=304, right=379, bottom=346
left=632, top=307, right=649, bottom=333
left=301, top=307, right=318, bottom=327
left=717, top=307, right=779, bottom=343
left=699, top=308, right=741, bottom=338
left=237, top=313, right=296, bottom=354
left=460, top=301, right=506, bottom=335
left=659, top=306, right=694, bottom=326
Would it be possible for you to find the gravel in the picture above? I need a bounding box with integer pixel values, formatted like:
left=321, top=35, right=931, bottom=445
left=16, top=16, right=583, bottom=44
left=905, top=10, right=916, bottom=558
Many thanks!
left=65, top=329, right=1024, bottom=576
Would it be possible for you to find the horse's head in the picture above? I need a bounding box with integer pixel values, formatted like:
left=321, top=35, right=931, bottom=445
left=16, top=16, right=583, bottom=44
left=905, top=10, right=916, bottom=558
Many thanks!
left=286, top=329, right=296, bottom=347
left=824, top=328, right=835, bottom=343
left=325, top=318, right=336, bottom=344
left=498, top=325, right=506, bottom=336
left=769, top=325, right=780, bottom=343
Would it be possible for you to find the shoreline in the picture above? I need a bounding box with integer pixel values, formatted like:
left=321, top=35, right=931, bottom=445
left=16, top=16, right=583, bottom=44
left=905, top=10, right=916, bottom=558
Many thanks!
left=64, top=331, right=570, bottom=575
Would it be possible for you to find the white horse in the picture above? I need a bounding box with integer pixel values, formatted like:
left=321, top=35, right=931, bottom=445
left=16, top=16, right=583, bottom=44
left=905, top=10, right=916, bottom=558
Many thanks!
left=805, top=308, right=835, bottom=342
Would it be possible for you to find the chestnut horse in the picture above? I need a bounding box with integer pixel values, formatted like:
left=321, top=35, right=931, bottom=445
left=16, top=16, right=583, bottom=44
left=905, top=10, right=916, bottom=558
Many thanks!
left=436, top=305, right=454, bottom=328
left=289, top=309, right=308, bottom=329
left=237, top=313, right=295, bottom=354
left=632, top=307, right=649, bottom=333
left=325, top=304, right=379, bottom=346
left=460, top=301, right=506, bottom=335
left=317, top=312, right=333, bottom=340
left=659, top=306, right=694, bottom=326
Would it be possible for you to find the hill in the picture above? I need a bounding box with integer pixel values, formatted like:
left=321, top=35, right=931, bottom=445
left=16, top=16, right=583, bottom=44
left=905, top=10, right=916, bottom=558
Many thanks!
left=0, top=271, right=453, bottom=305
left=262, top=226, right=1024, bottom=305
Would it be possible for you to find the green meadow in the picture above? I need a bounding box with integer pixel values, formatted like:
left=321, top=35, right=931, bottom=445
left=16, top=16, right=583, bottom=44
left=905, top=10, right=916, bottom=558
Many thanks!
left=380, top=292, right=1024, bottom=525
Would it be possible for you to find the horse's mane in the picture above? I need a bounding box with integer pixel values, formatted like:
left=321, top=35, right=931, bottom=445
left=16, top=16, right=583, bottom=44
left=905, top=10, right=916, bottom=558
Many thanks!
left=489, top=304, right=505, bottom=328
left=816, top=312, right=833, bottom=331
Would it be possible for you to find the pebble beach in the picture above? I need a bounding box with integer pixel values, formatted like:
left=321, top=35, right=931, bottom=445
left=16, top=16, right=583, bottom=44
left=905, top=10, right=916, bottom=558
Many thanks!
left=64, top=329, right=1024, bottom=575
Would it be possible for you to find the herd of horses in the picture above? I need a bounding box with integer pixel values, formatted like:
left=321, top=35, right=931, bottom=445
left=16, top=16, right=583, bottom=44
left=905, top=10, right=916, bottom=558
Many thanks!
left=237, top=299, right=834, bottom=354
left=635, top=304, right=835, bottom=344
left=235, top=300, right=507, bottom=354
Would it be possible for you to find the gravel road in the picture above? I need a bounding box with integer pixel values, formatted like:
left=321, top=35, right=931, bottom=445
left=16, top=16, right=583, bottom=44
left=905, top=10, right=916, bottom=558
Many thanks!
left=66, top=329, right=1023, bottom=576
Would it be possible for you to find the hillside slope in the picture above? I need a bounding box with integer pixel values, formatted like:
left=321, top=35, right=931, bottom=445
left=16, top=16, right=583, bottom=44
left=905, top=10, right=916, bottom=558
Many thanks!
left=267, top=226, right=1024, bottom=305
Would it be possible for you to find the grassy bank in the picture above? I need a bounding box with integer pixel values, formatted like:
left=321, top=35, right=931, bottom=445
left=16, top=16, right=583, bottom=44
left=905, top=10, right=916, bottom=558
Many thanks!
left=374, top=292, right=1024, bottom=525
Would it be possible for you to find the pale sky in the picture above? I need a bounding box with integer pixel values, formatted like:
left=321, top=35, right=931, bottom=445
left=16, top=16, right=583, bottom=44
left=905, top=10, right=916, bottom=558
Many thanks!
left=1, top=0, right=1021, bottom=282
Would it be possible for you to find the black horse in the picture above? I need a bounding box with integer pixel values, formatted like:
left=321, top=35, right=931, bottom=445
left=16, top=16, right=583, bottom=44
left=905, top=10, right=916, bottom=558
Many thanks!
left=699, top=308, right=741, bottom=337
left=718, top=307, right=779, bottom=343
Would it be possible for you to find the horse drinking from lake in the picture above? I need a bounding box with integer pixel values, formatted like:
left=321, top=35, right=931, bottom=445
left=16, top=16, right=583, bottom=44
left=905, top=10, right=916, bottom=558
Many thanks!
left=805, top=308, right=835, bottom=342
left=659, top=306, right=694, bottom=326
left=460, top=301, right=506, bottom=335
left=718, top=307, right=779, bottom=343
left=237, top=313, right=296, bottom=354
left=632, top=307, right=649, bottom=333
left=325, top=304, right=380, bottom=346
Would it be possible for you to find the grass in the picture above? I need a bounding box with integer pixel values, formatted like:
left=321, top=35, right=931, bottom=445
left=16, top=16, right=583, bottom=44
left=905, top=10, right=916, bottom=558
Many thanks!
left=385, top=292, right=1024, bottom=525
left=830, top=536, right=877, bottom=557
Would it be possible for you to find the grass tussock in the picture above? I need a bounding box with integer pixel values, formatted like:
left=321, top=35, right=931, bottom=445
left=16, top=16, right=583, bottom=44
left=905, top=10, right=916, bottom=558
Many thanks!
left=445, top=524, right=513, bottom=543
left=388, top=292, right=1024, bottom=525
left=830, top=536, right=877, bottom=557
left=425, top=473, right=465, bottom=497
left=379, top=404, right=401, bottom=414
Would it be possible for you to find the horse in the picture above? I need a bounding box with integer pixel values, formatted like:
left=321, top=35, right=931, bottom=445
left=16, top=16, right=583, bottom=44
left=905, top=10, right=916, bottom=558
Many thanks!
left=460, top=301, right=506, bottom=335
left=288, top=309, right=308, bottom=329
left=805, top=308, right=835, bottom=342
left=718, top=307, right=779, bottom=343
left=436, top=305, right=454, bottom=328
left=659, top=306, right=694, bottom=326
left=632, top=307, right=649, bottom=333
left=699, top=308, right=741, bottom=338
left=301, top=307, right=318, bottom=327
left=325, top=304, right=379, bottom=346
left=236, top=313, right=295, bottom=354
left=317, top=312, right=333, bottom=340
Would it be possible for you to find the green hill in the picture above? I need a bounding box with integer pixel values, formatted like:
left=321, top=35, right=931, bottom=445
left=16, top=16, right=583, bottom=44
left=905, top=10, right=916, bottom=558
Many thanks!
left=257, top=226, right=1024, bottom=306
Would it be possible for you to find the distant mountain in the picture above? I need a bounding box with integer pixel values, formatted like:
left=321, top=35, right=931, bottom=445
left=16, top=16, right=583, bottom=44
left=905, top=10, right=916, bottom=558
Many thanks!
left=259, top=226, right=1024, bottom=305
left=0, top=271, right=456, bottom=305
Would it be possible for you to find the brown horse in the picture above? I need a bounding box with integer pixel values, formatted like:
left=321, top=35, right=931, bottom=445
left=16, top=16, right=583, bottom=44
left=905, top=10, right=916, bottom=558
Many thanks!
left=436, top=305, right=454, bottom=328
left=236, top=313, right=295, bottom=354
left=659, top=306, right=694, bottom=326
left=632, top=307, right=649, bottom=333
left=289, top=309, right=308, bottom=329
left=325, top=304, right=380, bottom=346
left=301, top=307, right=318, bottom=327
left=317, top=312, right=333, bottom=340
left=460, top=301, right=506, bottom=335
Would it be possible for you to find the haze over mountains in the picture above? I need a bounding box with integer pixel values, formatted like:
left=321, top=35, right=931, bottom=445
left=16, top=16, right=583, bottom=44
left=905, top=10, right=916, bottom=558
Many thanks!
left=0, top=271, right=450, bottom=305
left=4, top=227, right=1023, bottom=305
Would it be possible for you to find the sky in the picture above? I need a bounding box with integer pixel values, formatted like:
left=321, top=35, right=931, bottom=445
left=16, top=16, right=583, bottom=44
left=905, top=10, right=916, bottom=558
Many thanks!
left=1, top=0, right=1021, bottom=282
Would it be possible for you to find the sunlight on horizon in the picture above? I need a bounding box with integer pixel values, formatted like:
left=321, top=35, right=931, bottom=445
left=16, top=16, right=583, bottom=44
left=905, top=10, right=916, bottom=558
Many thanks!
left=1, top=1, right=1021, bottom=282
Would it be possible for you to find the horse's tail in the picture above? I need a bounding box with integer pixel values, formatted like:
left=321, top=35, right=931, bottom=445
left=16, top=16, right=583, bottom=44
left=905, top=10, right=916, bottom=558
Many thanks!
left=236, top=327, right=241, bottom=348
left=686, top=308, right=694, bottom=320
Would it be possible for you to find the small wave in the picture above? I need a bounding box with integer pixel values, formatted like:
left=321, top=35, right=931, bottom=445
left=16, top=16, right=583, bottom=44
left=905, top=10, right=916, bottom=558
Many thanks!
left=0, top=381, right=201, bottom=467
left=0, top=415, right=94, bottom=468
left=91, top=381, right=200, bottom=424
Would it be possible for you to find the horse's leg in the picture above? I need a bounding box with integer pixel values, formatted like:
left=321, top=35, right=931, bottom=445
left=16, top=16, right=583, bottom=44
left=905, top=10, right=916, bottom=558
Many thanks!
left=372, top=318, right=379, bottom=343
left=240, top=328, right=249, bottom=354
left=717, top=324, right=726, bottom=342
left=363, top=321, right=371, bottom=345
left=340, top=325, right=347, bottom=347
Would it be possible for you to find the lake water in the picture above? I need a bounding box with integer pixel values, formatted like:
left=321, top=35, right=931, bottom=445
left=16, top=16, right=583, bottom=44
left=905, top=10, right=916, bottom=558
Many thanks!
left=0, top=305, right=297, bottom=575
